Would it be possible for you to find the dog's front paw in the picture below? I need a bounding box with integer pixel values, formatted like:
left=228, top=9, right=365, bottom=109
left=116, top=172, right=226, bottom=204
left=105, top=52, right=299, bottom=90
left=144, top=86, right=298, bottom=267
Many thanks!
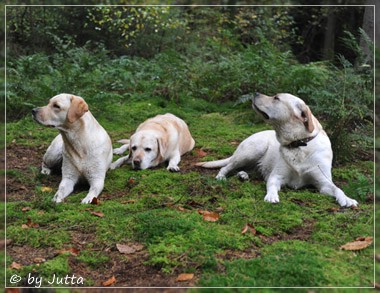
left=216, top=174, right=226, bottom=181
left=237, top=171, right=249, bottom=181
left=81, top=196, right=95, bottom=204
left=52, top=195, right=63, bottom=203
left=41, top=166, right=52, bottom=175
left=337, top=196, right=358, bottom=207
left=264, top=193, right=280, bottom=203
left=168, top=165, right=180, bottom=172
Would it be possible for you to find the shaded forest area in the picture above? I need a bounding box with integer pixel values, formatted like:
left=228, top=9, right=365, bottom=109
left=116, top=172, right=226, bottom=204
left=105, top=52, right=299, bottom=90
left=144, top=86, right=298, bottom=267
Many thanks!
left=6, top=4, right=373, bottom=64
left=6, top=4, right=374, bottom=163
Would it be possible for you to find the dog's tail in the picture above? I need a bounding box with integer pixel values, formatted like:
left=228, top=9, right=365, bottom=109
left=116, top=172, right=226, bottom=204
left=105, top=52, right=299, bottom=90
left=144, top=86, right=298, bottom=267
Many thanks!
left=196, top=157, right=231, bottom=169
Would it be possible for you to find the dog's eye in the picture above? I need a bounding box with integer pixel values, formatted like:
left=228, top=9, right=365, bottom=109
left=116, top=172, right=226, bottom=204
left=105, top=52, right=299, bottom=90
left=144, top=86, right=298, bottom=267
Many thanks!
left=131, top=146, right=137, bottom=151
left=145, top=148, right=152, bottom=152
left=273, top=96, right=279, bottom=101
left=53, top=104, right=61, bottom=109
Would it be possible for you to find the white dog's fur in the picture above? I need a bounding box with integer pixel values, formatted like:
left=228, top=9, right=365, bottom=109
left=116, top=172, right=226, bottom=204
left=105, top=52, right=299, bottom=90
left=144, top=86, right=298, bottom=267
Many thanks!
left=32, top=93, right=113, bottom=204
left=197, top=93, right=358, bottom=207
left=111, top=113, right=195, bottom=171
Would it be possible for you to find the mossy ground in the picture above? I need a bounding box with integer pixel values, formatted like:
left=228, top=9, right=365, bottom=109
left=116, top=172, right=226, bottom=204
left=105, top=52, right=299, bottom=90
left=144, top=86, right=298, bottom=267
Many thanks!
left=5, top=96, right=375, bottom=288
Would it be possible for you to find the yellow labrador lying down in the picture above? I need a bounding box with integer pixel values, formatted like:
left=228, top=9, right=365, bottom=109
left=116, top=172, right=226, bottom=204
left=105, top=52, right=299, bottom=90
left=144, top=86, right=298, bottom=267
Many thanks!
left=111, top=113, right=195, bottom=171
left=32, top=94, right=113, bottom=204
left=197, top=93, right=358, bottom=207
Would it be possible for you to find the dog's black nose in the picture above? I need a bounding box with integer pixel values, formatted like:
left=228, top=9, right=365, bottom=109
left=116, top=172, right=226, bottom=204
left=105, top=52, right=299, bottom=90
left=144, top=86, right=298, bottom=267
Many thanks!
left=133, top=160, right=141, bottom=168
left=32, top=108, right=38, bottom=117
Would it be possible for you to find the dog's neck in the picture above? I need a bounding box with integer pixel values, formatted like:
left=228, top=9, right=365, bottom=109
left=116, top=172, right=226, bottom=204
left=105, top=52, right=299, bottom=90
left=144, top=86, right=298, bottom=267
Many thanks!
left=284, top=134, right=318, bottom=148
left=58, top=112, right=95, bottom=158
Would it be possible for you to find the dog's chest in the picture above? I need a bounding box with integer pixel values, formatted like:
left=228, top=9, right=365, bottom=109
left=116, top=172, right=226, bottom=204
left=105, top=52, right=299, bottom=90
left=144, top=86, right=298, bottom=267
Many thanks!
left=279, top=147, right=312, bottom=186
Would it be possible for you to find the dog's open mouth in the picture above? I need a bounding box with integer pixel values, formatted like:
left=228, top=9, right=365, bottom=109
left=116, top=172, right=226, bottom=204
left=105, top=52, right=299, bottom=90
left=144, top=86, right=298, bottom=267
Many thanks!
left=253, top=104, right=270, bottom=119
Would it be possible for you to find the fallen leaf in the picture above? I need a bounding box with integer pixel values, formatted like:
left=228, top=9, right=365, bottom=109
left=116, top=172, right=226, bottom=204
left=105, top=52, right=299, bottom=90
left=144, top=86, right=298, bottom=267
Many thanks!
left=91, top=197, right=100, bottom=205
left=57, top=247, right=80, bottom=256
left=340, top=237, right=373, bottom=251
left=23, top=217, right=39, bottom=228
left=176, top=273, right=194, bottom=282
left=196, top=148, right=207, bottom=157
left=33, top=257, right=46, bottom=263
left=116, top=243, right=144, bottom=254
left=198, top=210, right=219, bottom=222
left=102, top=276, right=116, bottom=286
left=120, top=199, right=136, bottom=204
left=327, top=207, right=340, bottom=213
left=37, top=211, right=45, bottom=215
left=241, top=223, right=257, bottom=235
left=22, top=207, right=31, bottom=212
left=41, top=186, right=53, bottom=192
left=91, top=211, right=104, bottom=218
left=128, top=177, right=136, bottom=184
left=10, top=262, right=22, bottom=270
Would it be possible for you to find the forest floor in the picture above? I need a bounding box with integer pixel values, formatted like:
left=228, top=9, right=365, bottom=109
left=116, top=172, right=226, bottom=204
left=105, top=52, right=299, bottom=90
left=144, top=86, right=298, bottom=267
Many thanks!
left=4, top=97, right=376, bottom=289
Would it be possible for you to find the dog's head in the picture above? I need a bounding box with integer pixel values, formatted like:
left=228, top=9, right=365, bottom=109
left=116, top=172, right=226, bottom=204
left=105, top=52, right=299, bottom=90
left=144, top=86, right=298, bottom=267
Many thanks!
left=253, top=93, right=316, bottom=141
left=128, top=130, right=167, bottom=170
left=32, top=94, right=89, bottom=128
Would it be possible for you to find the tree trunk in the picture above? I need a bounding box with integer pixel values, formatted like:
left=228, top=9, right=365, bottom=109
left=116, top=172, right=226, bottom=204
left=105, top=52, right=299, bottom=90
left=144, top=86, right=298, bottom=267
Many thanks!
left=323, top=8, right=336, bottom=60
left=360, top=1, right=374, bottom=67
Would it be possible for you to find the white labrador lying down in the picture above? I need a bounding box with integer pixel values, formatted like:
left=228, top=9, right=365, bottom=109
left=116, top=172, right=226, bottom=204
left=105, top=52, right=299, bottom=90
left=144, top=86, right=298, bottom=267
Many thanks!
left=111, top=113, right=195, bottom=171
left=32, top=93, right=113, bottom=204
left=197, top=93, right=358, bottom=207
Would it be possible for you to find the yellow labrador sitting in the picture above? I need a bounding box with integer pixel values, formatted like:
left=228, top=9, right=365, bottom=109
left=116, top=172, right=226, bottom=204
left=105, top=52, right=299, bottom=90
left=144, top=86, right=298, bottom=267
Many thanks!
left=32, top=94, right=113, bottom=204
left=111, top=113, right=195, bottom=171
left=197, top=93, right=358, bottom=207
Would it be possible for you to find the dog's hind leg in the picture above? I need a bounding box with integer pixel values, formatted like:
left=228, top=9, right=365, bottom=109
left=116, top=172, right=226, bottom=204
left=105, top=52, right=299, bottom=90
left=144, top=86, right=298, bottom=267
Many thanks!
left=42, top=134, right=63, bottom=175
left=110, top=155, right=130, bottom=170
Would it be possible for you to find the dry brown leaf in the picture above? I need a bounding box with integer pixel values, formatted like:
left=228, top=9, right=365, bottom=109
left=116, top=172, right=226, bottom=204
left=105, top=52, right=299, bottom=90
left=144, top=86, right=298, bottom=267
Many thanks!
left=102, top=276, right=116, bottom=286
left=202, top=211, right=220, bottom=222
left=128, top=177, right=136, bottom=184
left=340, top=237, right=373, bottom=251
left=23, top=217, right=39, bottom=228
left=121, top=199, right=136, bottom=204
left=10, top=262, right=22, bottom=270
left=241, top=223, right=257, bottom=235
left=116, top=243, right=144, bottom=254
left=91, top=197, right=101, bottom=205
left=176, top=273, right=194, bottom=282
left=57, top=247, right=80, bottom=256
left=91, top=211, right=104, bottom=218
left=22, top=207, right=31, bottom=212
left=196, top=148, right=207, bottom=158
left=41, top=186, right=53, bottom=192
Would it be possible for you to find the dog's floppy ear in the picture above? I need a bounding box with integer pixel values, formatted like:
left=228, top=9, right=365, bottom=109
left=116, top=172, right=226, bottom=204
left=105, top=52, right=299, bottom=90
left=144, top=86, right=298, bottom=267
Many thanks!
left=154, top=137, right=168, bottom=164
left=67, top=95, right=89, bottom=123
left=298, top=103, right=314, bottom=133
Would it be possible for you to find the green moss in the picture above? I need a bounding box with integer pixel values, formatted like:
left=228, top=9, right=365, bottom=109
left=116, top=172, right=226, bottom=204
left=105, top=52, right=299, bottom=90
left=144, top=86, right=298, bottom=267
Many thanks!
left=76, top=251, right=110, bottom=268
left=200, top=240, right=373, bottom=287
